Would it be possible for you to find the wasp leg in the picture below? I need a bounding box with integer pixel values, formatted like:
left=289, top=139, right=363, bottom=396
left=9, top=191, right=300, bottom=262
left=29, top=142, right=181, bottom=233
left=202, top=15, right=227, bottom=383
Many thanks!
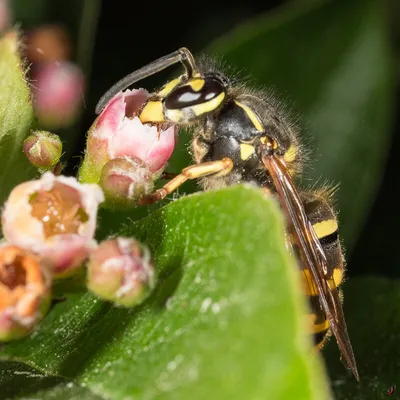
left=160, top=171, right=179, bottom=180
left=140, top=158, right=233, bottom=205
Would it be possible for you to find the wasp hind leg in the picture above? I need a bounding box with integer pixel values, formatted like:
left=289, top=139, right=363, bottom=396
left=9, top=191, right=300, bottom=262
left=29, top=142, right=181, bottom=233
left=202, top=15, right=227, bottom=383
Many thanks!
left=140, top=158, right=233, bottom=205
left=300, top=189, right=345, bottom=349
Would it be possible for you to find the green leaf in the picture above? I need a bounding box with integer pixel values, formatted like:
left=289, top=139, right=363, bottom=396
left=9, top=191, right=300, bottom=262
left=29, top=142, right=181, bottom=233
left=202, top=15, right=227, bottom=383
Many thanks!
left=0, top=186, right=330, bottom=399
left=0, top=31, right=37, bottom=205
left=0, top=361, right=103, bottom=400
left=167, top=0, right=395, bottom=251
left=324, top=277, right=398, bottom=400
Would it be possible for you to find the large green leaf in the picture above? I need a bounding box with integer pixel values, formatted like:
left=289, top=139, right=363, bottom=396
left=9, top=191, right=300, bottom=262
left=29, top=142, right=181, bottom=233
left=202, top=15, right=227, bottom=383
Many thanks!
left=0, top=186, right=330, bottom=399
left=325, top=277, right=400, bottom=400
left=0, top=362, right=103, bottom=400
left=0, top=31, right=37, bottom=205
left=167, top=0, right=394, bottom=251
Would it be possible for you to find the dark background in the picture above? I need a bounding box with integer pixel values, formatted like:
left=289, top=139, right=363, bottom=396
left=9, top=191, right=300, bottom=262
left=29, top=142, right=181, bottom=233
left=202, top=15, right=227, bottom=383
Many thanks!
left=14, top=0, right=400, bottom=278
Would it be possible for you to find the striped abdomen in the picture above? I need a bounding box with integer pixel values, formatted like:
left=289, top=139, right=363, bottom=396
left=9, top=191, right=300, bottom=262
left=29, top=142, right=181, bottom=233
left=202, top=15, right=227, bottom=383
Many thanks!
left=300, top=190, right=345, bottom=347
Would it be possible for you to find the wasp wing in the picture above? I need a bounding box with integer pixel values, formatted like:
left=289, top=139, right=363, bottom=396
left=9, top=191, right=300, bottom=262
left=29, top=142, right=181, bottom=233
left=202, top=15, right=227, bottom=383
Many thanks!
left=262, top=152, right=359, bottom=381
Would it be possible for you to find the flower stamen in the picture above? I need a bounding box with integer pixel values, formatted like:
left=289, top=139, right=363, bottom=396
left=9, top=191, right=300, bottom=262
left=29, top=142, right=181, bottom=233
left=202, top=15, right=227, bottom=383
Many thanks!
left=29, top=182, right=89, bottom=237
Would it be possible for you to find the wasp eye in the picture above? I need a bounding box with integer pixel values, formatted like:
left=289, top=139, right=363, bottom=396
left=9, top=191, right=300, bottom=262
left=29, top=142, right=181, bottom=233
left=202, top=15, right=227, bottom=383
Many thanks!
left=164, top=78, right=225, bottom=110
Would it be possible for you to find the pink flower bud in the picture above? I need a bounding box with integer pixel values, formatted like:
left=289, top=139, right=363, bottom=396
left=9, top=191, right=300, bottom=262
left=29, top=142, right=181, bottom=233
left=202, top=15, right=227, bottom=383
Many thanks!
left=23, top=130, right=63, bottom=171
left=100, top=157, right=155, bottom=209
left=2, top=173, right=104, bottom=278
left=0, top=245, right=51, bottom=341
left=79, top=89, right=177, bottom=184
left=32, top=62, right=84, bottom=129
left=87, top=237, right=156, bottom=307
left=0, top=0, right=11, bottom=33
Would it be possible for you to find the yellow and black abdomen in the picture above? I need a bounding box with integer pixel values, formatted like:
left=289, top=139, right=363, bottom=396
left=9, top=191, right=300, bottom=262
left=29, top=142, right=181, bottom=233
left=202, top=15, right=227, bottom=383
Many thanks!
left=300, top=190, right=345, bottom=347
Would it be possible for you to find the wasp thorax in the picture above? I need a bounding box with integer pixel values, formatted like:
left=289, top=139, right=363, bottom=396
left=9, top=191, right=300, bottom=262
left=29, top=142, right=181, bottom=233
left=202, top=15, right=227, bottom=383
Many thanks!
left=164, top=77, right=225, bottom=110
left=29, top=182, right=89, bottom=238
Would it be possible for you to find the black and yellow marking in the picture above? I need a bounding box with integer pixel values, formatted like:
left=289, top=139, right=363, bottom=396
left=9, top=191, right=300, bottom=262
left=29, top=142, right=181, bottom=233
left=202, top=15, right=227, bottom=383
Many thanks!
left=157, top=77, right=183, bottom=97
left=299, top=191, right=345, bottom=348
left=191, top=92, right=226, bottom=117
left=188, top=78, right=205, bottom=91
left=307, top=295, right=330, bottom=347
left=283, top=144, right=297, bottom=163
left=139, top=100, right=165, bottom=123
left=239, top=143, right=255, bottom=160
left=234, top=100, right=264, bottom=133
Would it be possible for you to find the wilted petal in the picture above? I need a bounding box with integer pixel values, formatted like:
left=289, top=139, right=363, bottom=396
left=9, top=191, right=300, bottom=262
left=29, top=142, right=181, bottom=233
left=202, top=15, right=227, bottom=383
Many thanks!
left=0, top=245, right=51, bottom=341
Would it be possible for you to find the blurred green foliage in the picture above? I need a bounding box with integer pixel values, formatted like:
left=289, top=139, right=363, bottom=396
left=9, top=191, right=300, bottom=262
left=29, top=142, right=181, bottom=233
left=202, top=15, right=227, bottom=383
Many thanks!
left=0, top=32, right=37, bottom=204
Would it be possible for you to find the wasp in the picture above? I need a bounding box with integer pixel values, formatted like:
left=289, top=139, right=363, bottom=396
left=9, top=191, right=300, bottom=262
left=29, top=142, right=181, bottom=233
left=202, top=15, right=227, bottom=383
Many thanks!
left=96, top=47, right=359, bottom=380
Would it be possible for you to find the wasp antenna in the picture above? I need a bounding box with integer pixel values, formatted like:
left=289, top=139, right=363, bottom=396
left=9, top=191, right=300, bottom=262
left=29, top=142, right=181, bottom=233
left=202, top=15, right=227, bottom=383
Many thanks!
left=95, top=47, right=197, bottom=114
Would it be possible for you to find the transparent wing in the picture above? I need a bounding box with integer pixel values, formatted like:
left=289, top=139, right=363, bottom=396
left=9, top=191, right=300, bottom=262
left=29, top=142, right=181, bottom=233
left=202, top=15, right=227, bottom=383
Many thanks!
left=261, top=152, right=359, bottom=381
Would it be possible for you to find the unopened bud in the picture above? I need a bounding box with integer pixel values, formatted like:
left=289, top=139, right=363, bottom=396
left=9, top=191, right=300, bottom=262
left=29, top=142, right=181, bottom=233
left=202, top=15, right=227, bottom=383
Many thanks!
left=32, top=62, right=84, bottom=129
left=0, top=245, right=51, bottom=341
left=23, top=130, right=62, bottom=171
left=87, top=237, right=156, bottom=307
left=100, top=157, right=154, bottom=209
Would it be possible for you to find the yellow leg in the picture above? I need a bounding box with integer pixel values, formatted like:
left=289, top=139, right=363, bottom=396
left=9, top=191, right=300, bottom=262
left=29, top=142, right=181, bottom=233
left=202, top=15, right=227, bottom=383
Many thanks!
left=140, top=158, right=233, bottom=205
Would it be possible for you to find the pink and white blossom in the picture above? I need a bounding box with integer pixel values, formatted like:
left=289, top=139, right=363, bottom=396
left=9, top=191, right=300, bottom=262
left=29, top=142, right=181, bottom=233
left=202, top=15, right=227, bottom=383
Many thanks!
left=79, top=89, right=177, bottom=187
left=2, top=173, right=104, bottom=277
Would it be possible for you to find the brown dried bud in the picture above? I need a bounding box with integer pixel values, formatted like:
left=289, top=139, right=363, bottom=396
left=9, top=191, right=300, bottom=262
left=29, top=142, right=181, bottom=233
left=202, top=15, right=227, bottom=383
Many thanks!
left=0, top=246, right=51, bottom=341
left=87, top=237, right=156, bottom=307
left=26, top=24, right=72, bottom=63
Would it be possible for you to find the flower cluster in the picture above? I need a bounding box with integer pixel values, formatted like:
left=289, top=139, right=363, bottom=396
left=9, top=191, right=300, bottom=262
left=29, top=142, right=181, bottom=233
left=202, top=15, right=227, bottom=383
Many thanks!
left=0, top=81, right=177, bottom=342
left=0, top=19, right=181, bottom=342
left=0, top=172, right=157, bottom=341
